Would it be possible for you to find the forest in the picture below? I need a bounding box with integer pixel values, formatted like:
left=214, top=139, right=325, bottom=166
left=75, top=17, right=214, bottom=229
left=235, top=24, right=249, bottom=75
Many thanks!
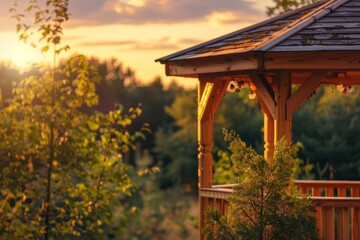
left=1, top=0, right=360, bottom=239
left=1, top=55, right=359, bottom=239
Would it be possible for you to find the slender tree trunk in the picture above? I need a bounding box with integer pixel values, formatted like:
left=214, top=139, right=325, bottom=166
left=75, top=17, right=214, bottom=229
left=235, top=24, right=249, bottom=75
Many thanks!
left=45, top=44, right=57, bottom=240
left=45, top=120, right=54, bottom=240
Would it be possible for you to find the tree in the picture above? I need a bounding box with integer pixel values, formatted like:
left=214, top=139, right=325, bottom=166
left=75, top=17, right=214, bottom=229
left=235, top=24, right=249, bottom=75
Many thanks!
left=203, top=130, right=319, bottom=240
left=0, top=1, right=149, bottom=239
left=293, top=86, right=360, bottom=180
left=155, top=91, right=198, bottom=187
left=267, top=0, right=320, bottom=16
left=155, top=88, right=263, bottom=188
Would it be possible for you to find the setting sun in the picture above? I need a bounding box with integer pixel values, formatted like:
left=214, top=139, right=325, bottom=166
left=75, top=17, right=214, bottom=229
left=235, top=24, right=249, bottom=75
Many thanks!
left=0, top=32, right=45, bottom=69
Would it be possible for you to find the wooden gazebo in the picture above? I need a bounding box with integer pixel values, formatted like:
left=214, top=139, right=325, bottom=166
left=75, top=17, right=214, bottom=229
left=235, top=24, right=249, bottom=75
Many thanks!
left=156, top=0, right=360, bottom=239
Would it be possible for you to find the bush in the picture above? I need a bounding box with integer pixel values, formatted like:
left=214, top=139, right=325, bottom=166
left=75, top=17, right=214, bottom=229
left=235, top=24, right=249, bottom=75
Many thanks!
left=203, top=130, right=319, bottom=240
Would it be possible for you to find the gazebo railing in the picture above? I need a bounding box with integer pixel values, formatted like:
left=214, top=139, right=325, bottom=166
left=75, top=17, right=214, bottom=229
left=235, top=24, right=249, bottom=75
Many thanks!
left=200, top=180, right=360, bottom=240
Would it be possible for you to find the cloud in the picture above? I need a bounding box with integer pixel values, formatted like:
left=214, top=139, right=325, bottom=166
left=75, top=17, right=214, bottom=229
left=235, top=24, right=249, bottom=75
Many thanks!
left=79, top=40, right=136, bottom=46
left=77, top=37, right=204, bottom=51
left=67, top=0, right=262, bottom=26
left=0, top=0, right=263, bottom=29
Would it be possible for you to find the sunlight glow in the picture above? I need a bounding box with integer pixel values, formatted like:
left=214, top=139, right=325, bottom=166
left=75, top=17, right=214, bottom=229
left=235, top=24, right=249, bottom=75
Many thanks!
left=207, top=11, right=239, bottom=25
left=118, top=0, right=146, bottom=7
left=0, top=33, right=46, bottom=70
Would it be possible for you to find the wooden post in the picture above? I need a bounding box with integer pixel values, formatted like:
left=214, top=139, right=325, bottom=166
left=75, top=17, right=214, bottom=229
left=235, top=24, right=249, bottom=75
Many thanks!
left=198, top=76, right=229, bottom=240
left=264, top=114, right=275, bottom=159
left=274, top=71, right=292, bottom=144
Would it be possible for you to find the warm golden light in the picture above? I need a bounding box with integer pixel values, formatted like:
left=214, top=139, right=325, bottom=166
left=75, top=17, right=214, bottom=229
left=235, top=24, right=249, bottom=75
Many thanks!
left=0, top=33, right=47, bottom=69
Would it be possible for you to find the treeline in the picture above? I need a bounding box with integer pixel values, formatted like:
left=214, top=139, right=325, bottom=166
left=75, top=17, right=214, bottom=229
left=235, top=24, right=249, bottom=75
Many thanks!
left=1, top=58, right=360, bottom=187
left=1, top=56, right=360, bottom=239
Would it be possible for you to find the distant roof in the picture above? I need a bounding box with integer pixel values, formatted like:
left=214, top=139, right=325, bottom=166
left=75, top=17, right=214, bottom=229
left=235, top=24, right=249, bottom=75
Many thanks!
left=156, top=0, right=360, bottom=63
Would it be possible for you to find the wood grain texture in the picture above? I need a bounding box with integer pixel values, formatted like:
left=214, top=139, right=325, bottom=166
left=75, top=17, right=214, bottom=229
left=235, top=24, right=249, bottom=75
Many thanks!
left=287, top=72, right=327, bottom=118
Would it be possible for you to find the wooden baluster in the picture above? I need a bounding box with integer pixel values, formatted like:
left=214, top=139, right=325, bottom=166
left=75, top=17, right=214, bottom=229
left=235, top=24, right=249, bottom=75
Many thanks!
left=322, top=207, right=335, bottom=240
left=221, top=198, right=225, bottom=215
left=338, top=188, right=350, bottom=240
left=301, top=186, right=307, bottom=195
left=352, top=188, right=360, bottom=240
left=313, top=187, right=323, bottom=236
left=322, top=186, right=335, bottom=240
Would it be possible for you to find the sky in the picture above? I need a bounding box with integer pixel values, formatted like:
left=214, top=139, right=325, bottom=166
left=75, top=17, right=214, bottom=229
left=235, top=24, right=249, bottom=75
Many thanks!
left=0, top=0, right=273, bottom=87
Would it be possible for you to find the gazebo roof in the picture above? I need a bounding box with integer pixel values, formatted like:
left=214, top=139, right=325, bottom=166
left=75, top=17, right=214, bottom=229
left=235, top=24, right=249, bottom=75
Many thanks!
left=156, top=0, right=360, bottom=65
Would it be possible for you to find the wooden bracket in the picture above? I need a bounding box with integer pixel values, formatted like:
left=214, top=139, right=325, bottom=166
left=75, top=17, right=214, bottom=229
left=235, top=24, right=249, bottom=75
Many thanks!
left=249, top=74, right=276, bottom=119
left=198, top=78, right=229, bottom=121
left=287, top=72, right=328, bottom=118
left=198, top=82, right=214, bottom=121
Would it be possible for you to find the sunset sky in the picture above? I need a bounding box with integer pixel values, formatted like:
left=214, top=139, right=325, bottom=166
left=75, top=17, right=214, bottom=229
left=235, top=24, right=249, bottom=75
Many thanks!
left=0, top=0, right=273, bottom=87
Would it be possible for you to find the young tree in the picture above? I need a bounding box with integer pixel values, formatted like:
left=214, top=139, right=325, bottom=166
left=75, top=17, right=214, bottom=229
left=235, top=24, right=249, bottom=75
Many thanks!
left=0, top=1, right=149, bottom=239
left=203, top=130, right=319, bottom=240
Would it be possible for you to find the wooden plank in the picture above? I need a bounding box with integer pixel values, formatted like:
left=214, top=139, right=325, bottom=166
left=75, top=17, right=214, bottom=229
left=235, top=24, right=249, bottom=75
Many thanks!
left=312, top=197, right=360, bottom=208
left=343, top=1, right=360, bottom=6
left=291, top=71, right=360, bottom=85
left=326, top=186, right=335, bottom=197
left=322, top=207, right=335, bottom=240
left=265, top=51, right=360, bottom=70
left=279, top=39, right=360, bottom=46
left=249, top=74, right=275, bottom=119
left=313, top=187, right=323, bottom=236
left=299, top=28, right=360, bottom=34
left=306, top=22, right=360, bottom=29
left=287, top=72, right=327, bottom=118
left=167, top=55, right=257, bottom=77
left=289, top=33, right=360, bottom=40
left=352, top=188, right=360, bottom=240
left=270, top=44, right=360, bottom=51
left=329, top=11, right=360, bottom=17
left=318, top=16, right=360, bottom=22
left=295, top=180, right=360, bottom=189
left=336, top=6, right=360, bottom=11
left=338, top=188, right=351, bottom=240
left=338, top=208, right=351, bottom=240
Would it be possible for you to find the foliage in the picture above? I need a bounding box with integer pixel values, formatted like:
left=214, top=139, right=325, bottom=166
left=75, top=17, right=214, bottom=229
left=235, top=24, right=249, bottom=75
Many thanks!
left=267, top=0, right=320, bottom=16
left=293, top=86, right=360, bottom=180
left=155, top=91, right=198, bottom=187
left=204, top=130, right=319, bottom=240
left=0, top=1, right=149, bottom=239
left=215, top=90, right=263, bottom=152
left=105, top=155, right=193, bottom=240
left=155, top=89, right=263, bottom=187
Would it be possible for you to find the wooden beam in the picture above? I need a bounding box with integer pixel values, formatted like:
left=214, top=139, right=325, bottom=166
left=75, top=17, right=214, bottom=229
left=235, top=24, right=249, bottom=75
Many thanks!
left=292, top=71, right=360, bottom=85
left=265, top=51, right=360, bottom=70
left=249, top=74, right=276, bottom=119
left=167, top=54, right=258, bottom=77
left=287, top=72, right=328, bottom=118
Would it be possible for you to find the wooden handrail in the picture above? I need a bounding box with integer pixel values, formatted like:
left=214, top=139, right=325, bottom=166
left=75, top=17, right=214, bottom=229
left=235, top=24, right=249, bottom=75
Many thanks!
left=295, top=180, right=360, bottom=188
left=312, top=197, right=360, bottom=207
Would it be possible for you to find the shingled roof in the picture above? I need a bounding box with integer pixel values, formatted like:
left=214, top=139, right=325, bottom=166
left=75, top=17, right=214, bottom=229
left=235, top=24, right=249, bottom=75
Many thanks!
left=156, top=0, right=360, bottom=63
